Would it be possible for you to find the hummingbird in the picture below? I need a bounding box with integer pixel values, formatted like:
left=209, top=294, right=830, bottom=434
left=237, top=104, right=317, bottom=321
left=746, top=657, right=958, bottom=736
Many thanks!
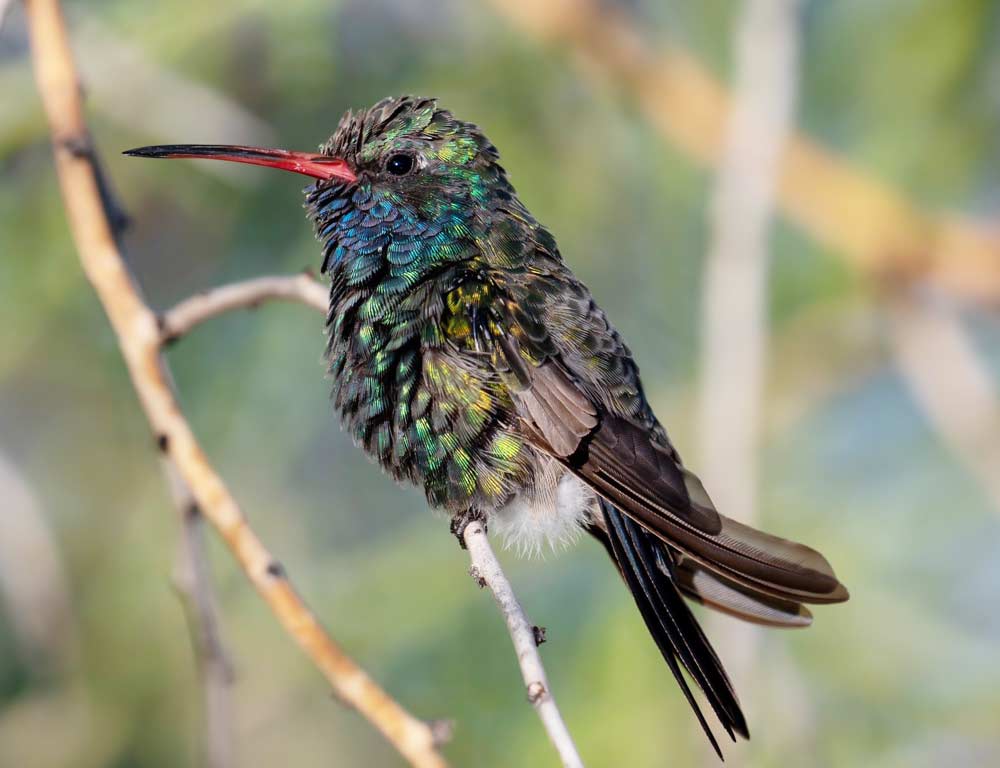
left=126, top=95, right=848, bottom=757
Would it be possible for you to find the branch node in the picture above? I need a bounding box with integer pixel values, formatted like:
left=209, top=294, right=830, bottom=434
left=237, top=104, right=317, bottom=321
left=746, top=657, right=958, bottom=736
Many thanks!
left=450, top=509, right=485, bottom=549
left=468, top=566, right=487, bottom=589
left=265, top=560, right=286, bottom=579
left=428, top=719, right=455, bottom=747
left=156, top=433, right=170, bottom=453
left=532, top=625, right=547, bottom=646
left=60, top=134, right=91, bottom=158
left=526, top=681, right=547, bottom=705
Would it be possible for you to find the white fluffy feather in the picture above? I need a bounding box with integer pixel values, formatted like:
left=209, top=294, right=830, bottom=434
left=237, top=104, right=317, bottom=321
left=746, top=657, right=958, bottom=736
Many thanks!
left=490, top=466, right=596, bottom=557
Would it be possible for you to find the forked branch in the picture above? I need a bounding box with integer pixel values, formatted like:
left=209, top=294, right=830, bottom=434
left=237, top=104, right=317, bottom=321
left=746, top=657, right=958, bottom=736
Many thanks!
left=26, top=1, right=581, bottom=762
left=24, top=1, right=447, bottom=765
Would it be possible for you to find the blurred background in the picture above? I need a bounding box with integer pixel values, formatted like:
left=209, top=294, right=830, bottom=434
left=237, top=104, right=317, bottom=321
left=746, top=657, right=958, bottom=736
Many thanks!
left=2, top=0, right=1000, bottom=766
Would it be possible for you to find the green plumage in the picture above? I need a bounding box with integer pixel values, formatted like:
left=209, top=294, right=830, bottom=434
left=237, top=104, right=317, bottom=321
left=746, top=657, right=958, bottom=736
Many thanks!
left=299, top=97, right=847, bottom=755
left=311, top=96, right=658, bottom=512
left=127, top=95, right=849, bottom=757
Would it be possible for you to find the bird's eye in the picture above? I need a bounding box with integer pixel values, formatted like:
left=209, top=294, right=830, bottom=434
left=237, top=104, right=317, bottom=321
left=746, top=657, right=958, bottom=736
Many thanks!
left=385, top=153, right=415, bottom=176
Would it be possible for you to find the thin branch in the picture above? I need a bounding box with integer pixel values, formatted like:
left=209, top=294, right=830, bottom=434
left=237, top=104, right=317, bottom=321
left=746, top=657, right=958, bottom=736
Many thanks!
left=488, top=0, right=1000, bottom=304
left=167, top=464, right=236, bottom=768
left=23, top=2, right=447, bottom=766
left=159, top=273, right=327, bottom=344
left=158, top=277, right=583, bottom=762
left=462, top=521, right=584, bottom=768
left=55, top=35, right=238, bottom=761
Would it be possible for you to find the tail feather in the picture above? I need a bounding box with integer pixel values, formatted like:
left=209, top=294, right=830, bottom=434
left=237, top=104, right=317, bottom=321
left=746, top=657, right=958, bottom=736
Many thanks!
left=551, top=412, right=848, bottom=605
left=601, top=500, right=749, bottom=758
left=674, top=557, right=813, bottom=629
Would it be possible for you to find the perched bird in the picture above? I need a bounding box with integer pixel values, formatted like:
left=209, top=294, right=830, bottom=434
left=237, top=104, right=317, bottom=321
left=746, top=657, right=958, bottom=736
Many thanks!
left=126, top=96, right=848, bottom=757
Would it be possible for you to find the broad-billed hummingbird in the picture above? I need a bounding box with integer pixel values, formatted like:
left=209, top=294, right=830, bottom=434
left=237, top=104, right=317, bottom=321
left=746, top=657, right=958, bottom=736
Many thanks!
left=126, top=96, right=848, bottom=756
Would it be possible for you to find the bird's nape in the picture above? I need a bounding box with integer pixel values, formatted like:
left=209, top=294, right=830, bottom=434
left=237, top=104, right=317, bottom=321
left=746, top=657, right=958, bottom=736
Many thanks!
left=123, top=144, right=357, bottom=182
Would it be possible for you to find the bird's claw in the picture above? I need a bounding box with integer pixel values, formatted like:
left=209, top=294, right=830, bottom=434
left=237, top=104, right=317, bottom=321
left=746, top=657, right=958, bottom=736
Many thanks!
left=450, top=509, right=485, bottom=549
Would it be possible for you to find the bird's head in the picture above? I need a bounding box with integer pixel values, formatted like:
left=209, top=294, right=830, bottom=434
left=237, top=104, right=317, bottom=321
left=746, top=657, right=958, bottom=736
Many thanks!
left=126, top=96, right=519, bottom=275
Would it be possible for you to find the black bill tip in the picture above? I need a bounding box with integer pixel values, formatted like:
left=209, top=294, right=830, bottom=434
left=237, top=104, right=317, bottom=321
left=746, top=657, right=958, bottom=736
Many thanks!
left=123, top=145, right=228, bottom=159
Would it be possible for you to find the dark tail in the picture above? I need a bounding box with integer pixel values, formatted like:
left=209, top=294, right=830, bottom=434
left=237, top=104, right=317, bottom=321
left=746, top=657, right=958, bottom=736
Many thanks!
left=598, top=499, right=749, bottom=759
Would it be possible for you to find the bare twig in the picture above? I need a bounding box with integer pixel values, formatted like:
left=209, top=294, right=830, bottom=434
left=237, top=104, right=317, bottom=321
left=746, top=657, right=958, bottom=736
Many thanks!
left=462, top=521, right=584, bottom=768
left=488, top=0, right=1000, bottom=304
left=160, top=273, right=327, bottom=344
left=167, top=464, right=236, bottom=768
left=24, top=1, right=447, bottom=765
left=51, top=29, right=238, bottom=760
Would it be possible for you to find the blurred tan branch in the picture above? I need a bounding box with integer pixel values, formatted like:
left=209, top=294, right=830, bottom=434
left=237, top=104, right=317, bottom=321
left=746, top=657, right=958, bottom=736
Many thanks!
left=23, top=1, right=448, bottom=766
left=167, top=465, right=236, bottom=768
left=160, top=277, right=583, bottom=763
left=159, top=273, right=327, bottom=344
left=489, top=0, right=1000, bottom=304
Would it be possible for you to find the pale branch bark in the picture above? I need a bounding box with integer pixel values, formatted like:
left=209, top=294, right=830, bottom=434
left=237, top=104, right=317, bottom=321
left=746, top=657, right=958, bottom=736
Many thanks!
left=488, top=0, right=1000, bottom=304
left=462, top=521, right=584, bottom=768
left=159, top=273, right=327, bottom=344
left=159, top=277, right=583, bottom=764
left=23, top=2, right=448, bottom=766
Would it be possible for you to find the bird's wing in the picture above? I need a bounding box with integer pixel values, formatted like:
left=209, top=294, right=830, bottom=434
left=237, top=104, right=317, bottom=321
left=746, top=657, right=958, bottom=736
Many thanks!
left=489, top=263, right=847, bottom=605
left=586, top=520, right=813, bottom=629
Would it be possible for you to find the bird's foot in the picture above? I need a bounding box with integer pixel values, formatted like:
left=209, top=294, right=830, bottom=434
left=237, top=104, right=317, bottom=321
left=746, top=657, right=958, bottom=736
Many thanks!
left=450, top=509, right=486, bottom=550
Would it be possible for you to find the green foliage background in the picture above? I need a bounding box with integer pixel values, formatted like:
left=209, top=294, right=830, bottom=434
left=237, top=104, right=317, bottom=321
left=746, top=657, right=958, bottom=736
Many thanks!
left=1, top=1, right=999, bottom=766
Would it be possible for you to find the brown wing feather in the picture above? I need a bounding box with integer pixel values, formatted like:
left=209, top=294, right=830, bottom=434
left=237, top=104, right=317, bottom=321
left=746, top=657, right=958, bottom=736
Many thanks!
left=521, top=401, right=848, bottom=605
left=494, top=274, right=848, bottom=606
left=512, top=363, right=598, bottom=457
